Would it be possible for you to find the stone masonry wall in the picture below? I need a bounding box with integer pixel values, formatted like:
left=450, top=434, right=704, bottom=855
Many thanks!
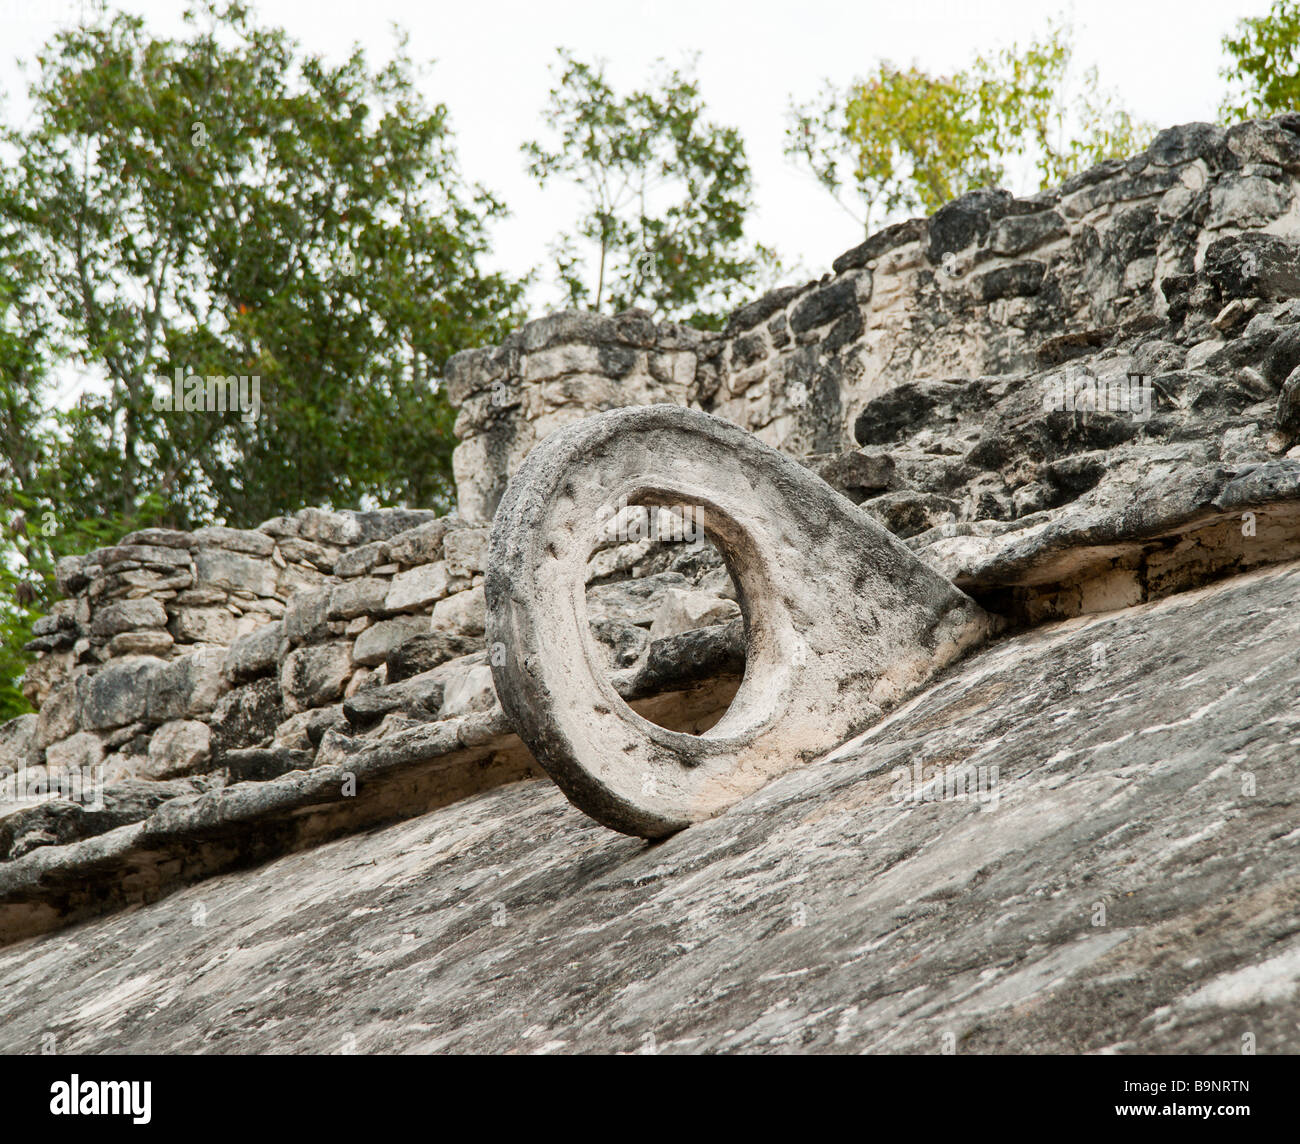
left=0, top=492, right=738, bottom=864
left=446, top=117, right=1300, bottom=522
left=0, top=507, right=507, bottom=845
left=444, top=310, right=703, bottom=523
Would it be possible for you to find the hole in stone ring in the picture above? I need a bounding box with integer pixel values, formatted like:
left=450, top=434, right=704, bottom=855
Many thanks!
left=584, top=494, right=749, bottom=735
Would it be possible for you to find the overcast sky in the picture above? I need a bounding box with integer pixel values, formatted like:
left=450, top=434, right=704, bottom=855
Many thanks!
left=0, top=0, right=1269, bottom=312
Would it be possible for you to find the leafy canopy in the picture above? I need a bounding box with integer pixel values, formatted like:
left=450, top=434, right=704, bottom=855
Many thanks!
left=0, top=0, right=523, bottom=533
left=523, top=50, right=779, bottom=330
left=0, top=0, right=525, bottom=715
left=1221, top=0, right=1300, bottom=120
left=786, top=21, right=1151, bottom=235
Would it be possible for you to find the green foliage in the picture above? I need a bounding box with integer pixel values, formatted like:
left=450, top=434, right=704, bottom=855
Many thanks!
left=0, top=0, right=524, bottom=533
left=786, top=21, right=1151, bottom=234
left=0, top=502, right=135, bottom=721
left=0, top=0, right=526, bottom=715
left=0, top=622, right=33, bottom=720
left=1221, top=0, right=1300, bottom=120
left=523, top=50, right=779, bottom=329
left=0, top=242, right=164, bottom=714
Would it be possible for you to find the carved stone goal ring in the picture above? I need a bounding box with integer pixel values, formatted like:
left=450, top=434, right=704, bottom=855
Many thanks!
left=486, top=405, right=992, bottom=839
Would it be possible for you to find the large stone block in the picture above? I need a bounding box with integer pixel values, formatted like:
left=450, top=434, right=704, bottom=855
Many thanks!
left=1206, top=174, right=1293, bottom=231
left=282, top=588, right=333, bottom=646
left=647, top=589, right=741, bottom=641
left=77, top=659, right=168, bottom=731
left=452, top=432, right=520, bottom=526
left=437, top=664, right=498, bottom=720
left=429, top=585, right=485, bottom=637
left=789, top=275, right=863, bottom=334
left=119, top=527, right=194, bottom=550
left=35, top=678, right=81, bottom=749
left=328, top=577, right=390, bottom=621
left=210, top=677, right=284, bottom=756
left=54, top=554, right=91, bottom=595
left=1203, top=233, right=1300, bottom=302
left=340, top=669, right=445, bottom=729
left=44, top=731, right=105, bottom=771
left=926, top=188, right=1013, bottom=262
left=1227, top=118, right=1300, bottom=172
left=224, top=620, right=284, bottom=681
left=1146, top=121, right=1231, bottom=168
left=89, top=597, right=168, bottom=639
left=586, top=573, right=690, bottom=628
left=991, top=209, right=1068, bottom=256
left=144, top=720, right=212, bottom=780
left=386, top=519, right=452, bottom=567
left=385, top=562, right=451, bottom=613
left=145, top=648, right=229, bottom=722
left=107, top=630, right=175, bottom=658
left=193, top=548, right=278, bottom=597
left=275, top=536, right=338, bottom=572
left=348, top=509, right=442, bottom=544
left=294, top=508, right=364, bottom=547
left=384, top=632, right=484, bottom=682
left=91, top=544, right=192, bottom=570
left=352, top=616, right=429, bottom=668
left=191, top=526, right=276, bottom=557
left=281, top=642, right=353, bottom=713
left=168, top=606, right=237, bottom=645
left=442, top=528, right=489, bottom=578
left=21, top=651, right=75, bottom=709
left=0, top=715, right=37, bottom=771
left=333, top=541, right=389, bottom=578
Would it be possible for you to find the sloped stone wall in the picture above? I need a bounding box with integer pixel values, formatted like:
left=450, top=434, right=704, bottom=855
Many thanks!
left=5, top=556, right=1299, bottom=1052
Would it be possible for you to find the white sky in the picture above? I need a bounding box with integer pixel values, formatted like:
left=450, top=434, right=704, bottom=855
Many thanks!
left=0, top=0, right=1269, bottom=314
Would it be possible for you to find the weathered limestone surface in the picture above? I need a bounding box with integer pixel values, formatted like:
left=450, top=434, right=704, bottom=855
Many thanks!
left=445, top=310, right=702, bottom=524
left=0, top=505, right=501, bottom=865
left=1, top=560, right=1296, bottom=1053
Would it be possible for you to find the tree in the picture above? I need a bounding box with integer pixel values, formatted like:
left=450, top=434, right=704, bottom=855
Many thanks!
left=1221, top=0, right=1300, bottom=120
left=786, top=21, right=1150, bottom=235
left=0, top=0, right=524, bottom=535
left=0, top=241, right=56, bottom=720
left=523, top=50, right=779, bottom=329
left=786, top=69, right=995, bottom=234
left=0, top=0, right=526, bottom=714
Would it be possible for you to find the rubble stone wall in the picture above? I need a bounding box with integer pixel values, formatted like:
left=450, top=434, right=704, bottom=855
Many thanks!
left=446, top=117, right=1300, bottom=523
left=0, top=487, right=736, bottom=867
left=0, top=507, right=505, bottom=848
